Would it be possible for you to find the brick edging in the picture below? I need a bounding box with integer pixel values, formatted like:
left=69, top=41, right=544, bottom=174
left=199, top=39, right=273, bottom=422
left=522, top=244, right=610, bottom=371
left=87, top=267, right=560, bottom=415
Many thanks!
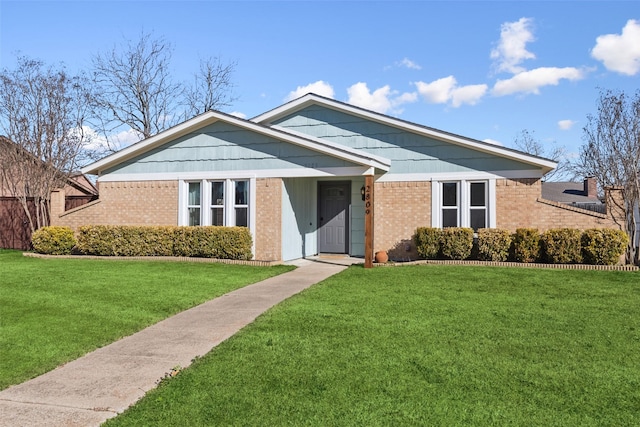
left=375, top=259, right=639, bottom=271
left=22, top=252, right=282, bottom=267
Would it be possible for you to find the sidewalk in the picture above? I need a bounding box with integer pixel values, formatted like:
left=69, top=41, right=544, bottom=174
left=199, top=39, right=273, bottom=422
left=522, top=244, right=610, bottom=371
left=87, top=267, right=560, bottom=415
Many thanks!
left=0, top=258, right=355, bottom=427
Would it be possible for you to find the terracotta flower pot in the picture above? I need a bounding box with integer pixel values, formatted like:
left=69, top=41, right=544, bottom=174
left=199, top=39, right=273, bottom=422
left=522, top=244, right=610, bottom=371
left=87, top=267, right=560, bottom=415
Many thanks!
left=375, top=250, right=388, bottom=263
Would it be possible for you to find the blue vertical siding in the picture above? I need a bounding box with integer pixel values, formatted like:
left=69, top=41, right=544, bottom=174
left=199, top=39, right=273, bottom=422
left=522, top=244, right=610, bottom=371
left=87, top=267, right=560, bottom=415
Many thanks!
left=282, top=178, right=318, bottom=261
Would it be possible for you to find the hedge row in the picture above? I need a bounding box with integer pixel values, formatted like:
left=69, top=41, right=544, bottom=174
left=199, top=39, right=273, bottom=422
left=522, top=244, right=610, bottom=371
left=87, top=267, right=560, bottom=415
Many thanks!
left=414, top=227, right=628, bottom=265
left=31, top=225, right=253, bottom=260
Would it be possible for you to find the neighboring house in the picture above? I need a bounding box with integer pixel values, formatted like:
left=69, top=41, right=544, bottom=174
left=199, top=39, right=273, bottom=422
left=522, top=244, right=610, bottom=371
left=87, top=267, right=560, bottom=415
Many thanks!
left=50, top=94, right=624, bottom=264
left=0, top=136, right=98, bottom=250
left=542, top=177, right=605, bottom=213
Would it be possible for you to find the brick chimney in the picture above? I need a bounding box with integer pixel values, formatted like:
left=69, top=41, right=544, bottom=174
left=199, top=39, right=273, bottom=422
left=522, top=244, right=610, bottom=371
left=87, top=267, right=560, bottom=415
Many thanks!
left=584, top=177, right=598, bottom=199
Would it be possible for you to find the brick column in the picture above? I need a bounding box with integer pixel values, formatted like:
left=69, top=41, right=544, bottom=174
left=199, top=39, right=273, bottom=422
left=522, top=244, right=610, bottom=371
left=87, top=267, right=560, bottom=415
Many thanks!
left=49, top=188, right=65, bottom=226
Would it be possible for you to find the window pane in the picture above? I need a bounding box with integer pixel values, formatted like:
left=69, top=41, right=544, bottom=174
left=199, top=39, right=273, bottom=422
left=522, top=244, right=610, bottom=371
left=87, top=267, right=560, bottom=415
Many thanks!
left=235, top=207, right=248, bottom=227
left=188, top=207, right=200, bottom=226
left=188, top=182, right=200, bottom=205
left=442, top=209, right=458, bottom=228
left=235, top=181, right=248, bottom=205
left=470, top=209, right=486, bottom=231
left=470, top=182, right=486, bottom=207
left=211, top=208, right=224, bottom=226
left=211, top=181, right=224, bottom=205
left=442, top=182, right=457, bottom=207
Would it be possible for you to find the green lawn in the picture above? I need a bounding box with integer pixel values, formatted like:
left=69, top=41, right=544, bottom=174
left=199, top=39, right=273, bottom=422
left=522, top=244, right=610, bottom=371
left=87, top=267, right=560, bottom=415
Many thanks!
left=0, top=250, right=293, bottom=390
left=106, top=265, right=640, bottom=427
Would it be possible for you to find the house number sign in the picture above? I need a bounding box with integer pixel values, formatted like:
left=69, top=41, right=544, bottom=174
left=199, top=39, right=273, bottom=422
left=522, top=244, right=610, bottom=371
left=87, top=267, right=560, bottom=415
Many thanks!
left=364, top=184, right=372, bottom=215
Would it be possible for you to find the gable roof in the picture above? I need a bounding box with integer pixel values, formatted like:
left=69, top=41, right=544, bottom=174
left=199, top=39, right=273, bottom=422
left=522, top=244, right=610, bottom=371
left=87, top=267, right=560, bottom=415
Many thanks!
left=1, top=136, right=98, bottom=196
left=81, top=109, right=390, bottom=176
left=252, top=93, right=557, bottom=175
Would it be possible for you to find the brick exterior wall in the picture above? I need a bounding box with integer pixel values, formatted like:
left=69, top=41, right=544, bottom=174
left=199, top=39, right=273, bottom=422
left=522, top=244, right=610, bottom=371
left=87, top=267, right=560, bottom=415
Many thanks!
left=49, top=176, right=624, bottom=264
left=372, top=178, right=624, bottom=262
left=254, top=178, right=282, bottom=261
left=374, top=181, right=431, bottom=260
left=51, top=180, right=179, bottom=229
left=495, top=178, right=622, bottom=231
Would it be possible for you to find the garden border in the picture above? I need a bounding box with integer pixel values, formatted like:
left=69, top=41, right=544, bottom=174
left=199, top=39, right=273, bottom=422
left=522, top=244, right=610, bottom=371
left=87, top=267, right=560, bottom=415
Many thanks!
left=22, top=252, right=281, bottom=267
left=377, top=259, right=639, bottom=271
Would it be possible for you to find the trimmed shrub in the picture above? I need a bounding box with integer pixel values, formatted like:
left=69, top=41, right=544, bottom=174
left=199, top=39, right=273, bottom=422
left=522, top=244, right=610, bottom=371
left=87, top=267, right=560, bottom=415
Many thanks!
left=414, top=227, right=441, bottom=259
left=174, top=226, right=253, bottom=260
left=582, top=228, right=628, bottom=265
left=477, top=228, right=512, bottom=261
left=111, top=226, right=175, bottom=256
left=541, top=228, right=582, bottom=264
left=512, top=228, right=541, bottom=263
left=76, top=225, right=252, bottom=260
left=440, top=227, right=474, bottom=260
left=76, top=225, right=116, bottom=256
left=31, top=226, right=76, bottom=255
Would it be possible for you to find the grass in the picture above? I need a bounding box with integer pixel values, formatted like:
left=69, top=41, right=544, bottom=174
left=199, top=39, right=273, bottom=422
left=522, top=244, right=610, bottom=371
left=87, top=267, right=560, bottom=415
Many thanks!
left=0, top=250, right=293, bottom=390
left=105, top=265, right=640, bottom=427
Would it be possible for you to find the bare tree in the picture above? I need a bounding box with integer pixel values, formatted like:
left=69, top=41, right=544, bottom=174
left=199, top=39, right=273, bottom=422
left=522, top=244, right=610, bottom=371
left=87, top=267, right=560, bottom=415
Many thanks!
left=184, top=56, right=238, bottom=116
left=91, top=31, right=182, bottom=152
left=90, top=32, right=239, bottom=154
left=0, top=56, right=91, bottom=232
left=573, top=89, right=640, bottom=264
left=513, top=129, right=570, bottom=181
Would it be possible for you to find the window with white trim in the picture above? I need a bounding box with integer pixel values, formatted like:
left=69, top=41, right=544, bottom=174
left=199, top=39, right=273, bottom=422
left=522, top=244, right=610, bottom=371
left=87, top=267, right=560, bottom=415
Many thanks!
left=210, top=181, right=225, bottom=226
left=234, top=180, right=249, bottom=227
left=182, top=179, right=251, bottom=228
left=441, top=182, right=459, bottom=227
left=433, top=179, right=493, bottom=231
left=187, top=182, right=201, bottom=226
left=469, top=181, right=487, bottom=231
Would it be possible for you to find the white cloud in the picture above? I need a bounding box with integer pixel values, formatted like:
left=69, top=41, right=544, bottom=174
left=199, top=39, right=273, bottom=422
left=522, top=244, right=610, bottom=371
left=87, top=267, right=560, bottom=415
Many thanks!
left=558, top=119, right=576, bottom=130
left=492, top=67, right=585, bottom=96
left=491, top=17, right=536, bottom=74
left=346, top=82, right=416, bottom=114
left=415, top=76, right=487, bottom=107
left=79, top=125, right=141, bottom=153
left=451, top=84, right=489, bottom=107
left=285, top=80, right=335, bottom=102
left=347, top=83, right=393, bottom=113
left=483, top=138, right=503, bottom=146
left=415, top=76, right=456, bottom=104
left=394, top=91, right=419, bottom=105
left=398, top=58, right=422, bottom=70
left=110, top=128, right=142, bottom=149
left=591, top=19, right=640, bottom=76
left=229, top=111, right=247, bottom=119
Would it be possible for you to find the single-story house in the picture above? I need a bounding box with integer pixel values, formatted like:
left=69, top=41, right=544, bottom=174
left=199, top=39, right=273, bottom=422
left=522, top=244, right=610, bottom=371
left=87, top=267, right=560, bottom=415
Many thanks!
left=51, top=93, right=624, bottom=265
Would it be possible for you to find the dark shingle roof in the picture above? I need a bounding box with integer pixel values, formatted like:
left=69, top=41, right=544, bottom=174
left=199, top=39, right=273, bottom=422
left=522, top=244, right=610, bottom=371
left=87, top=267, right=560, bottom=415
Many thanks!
left=541, top=182, right=602, bottom=204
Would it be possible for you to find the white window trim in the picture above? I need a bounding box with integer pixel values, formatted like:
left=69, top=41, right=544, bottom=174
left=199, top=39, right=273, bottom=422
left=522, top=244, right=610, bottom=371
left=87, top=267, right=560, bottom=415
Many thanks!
left=432, top=179, right=496, bottom=229
left=178, top=178, right=257, bottom=257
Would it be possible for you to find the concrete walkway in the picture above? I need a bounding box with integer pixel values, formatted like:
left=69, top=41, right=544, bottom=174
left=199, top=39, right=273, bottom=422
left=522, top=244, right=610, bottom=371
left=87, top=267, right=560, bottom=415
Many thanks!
left=0, top=258, right=356, bottom=427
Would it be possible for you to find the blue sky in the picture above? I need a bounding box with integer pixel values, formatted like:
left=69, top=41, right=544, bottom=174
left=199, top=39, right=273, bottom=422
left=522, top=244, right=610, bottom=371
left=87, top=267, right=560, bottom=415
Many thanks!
left=1, top=1, right=639, bottom=163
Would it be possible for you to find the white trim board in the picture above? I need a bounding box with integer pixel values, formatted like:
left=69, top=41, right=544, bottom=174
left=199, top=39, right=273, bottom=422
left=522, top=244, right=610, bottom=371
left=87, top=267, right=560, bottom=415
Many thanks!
left=376, top=170, right=544, bottom=182
left=95, top=167, right=375, bottom=183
